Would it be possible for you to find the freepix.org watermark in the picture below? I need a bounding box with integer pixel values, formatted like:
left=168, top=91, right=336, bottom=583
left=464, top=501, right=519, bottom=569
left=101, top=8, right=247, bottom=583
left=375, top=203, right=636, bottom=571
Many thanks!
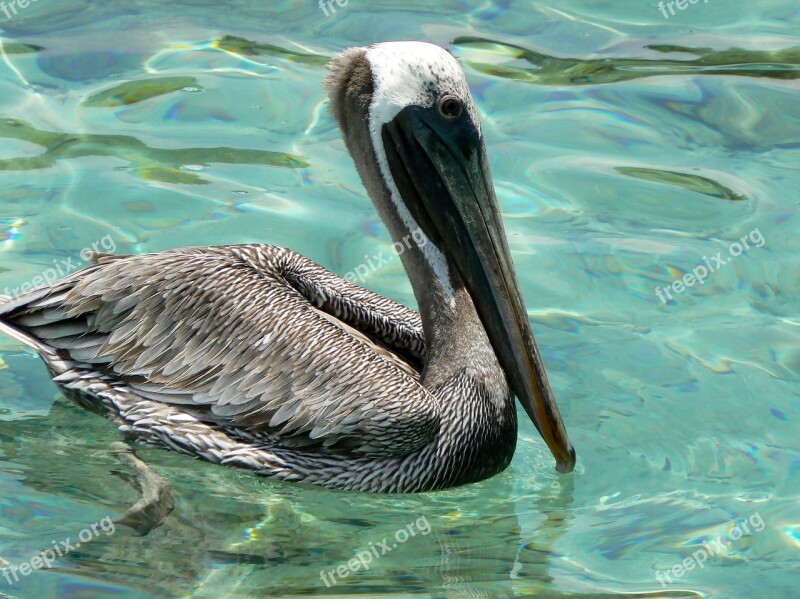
left=655, top=511, right=765, bottom=587
left=343, top=228, right=427, bottom=285
left=319, top=515, right=431, bottom=587
left=2, top=234, right=116, bottom=298
left=658, top=0, right=710, bottom=20
left=318, top=0, right=348, bottom=17
left=654, top=228, right=765, bottom=304
left=0, top=0, right=39, bottom=21
left=1, top=516, right=116, bottom=586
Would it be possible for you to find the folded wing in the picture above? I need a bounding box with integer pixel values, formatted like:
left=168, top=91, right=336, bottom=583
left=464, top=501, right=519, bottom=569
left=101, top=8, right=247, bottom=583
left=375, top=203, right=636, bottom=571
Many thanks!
left=0, top=245, right=438, bottom=457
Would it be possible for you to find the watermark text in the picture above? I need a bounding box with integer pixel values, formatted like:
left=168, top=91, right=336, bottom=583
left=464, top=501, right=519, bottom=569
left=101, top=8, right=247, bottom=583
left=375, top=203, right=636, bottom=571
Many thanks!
left=0, top=0, right=40, bottom=21
left=2, top=516, right=116, bottom=586
left=319, top=0, right=348, bottom=17
left=658, top=0, right=710, bottom=20
left=319, top=515, right=431, bottom=587
left=655, top=228, right=764, bottom=304
left=2, top=234, right=116, bottom=298
left=344, top=228, right=427, bottom=285
left=655, top=511, right=765, bottom=587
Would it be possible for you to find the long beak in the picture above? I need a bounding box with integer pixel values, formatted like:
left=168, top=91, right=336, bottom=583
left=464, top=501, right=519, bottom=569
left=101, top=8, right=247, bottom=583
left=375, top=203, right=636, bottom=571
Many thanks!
left=382, top=105, right=576, bottom=473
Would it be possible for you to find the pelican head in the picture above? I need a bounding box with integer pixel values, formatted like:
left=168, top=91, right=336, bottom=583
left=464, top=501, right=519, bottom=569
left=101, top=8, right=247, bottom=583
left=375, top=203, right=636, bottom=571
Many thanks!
left=326, top=41, right=576, bottom=473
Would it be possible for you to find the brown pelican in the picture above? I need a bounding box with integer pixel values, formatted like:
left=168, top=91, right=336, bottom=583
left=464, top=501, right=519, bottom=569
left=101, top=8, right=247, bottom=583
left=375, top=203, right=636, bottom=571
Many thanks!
left=0, top=41, right=575, bottom=493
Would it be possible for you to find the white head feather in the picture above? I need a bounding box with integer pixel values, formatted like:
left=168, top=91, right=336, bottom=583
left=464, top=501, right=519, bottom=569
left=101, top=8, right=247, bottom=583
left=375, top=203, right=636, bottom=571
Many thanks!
left=365, top=41, right=480, bottom=132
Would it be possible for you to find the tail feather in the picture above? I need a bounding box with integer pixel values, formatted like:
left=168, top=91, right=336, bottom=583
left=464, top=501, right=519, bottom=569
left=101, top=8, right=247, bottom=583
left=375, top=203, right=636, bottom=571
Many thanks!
left=0, top=294, right=57, bottom=356
left=1, top=274, right=105, bottom=367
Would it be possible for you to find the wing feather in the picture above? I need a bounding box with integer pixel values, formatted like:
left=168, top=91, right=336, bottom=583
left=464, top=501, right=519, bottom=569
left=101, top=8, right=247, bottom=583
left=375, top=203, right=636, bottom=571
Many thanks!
left=0, top=244, right=437, bottom=457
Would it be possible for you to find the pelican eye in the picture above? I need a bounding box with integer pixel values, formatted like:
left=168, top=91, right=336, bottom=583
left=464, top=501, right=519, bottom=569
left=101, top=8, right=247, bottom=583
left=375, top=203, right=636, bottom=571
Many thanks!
left=438, top=95, right=463, bottom=119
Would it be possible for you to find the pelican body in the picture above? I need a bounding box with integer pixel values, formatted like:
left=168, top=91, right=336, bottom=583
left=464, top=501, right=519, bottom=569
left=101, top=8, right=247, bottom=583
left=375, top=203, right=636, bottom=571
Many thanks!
left=0, top=42, right=575, bottom=492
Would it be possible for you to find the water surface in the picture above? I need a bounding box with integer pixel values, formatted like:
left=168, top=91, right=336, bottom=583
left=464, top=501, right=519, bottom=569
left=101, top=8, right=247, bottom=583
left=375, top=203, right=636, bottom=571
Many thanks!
left=1, top=1, right=798, bottom=597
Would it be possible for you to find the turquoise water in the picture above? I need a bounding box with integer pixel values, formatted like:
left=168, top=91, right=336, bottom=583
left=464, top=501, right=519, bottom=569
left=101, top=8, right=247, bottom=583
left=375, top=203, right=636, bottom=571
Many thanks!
left=1, top=0, right=799, bottom=597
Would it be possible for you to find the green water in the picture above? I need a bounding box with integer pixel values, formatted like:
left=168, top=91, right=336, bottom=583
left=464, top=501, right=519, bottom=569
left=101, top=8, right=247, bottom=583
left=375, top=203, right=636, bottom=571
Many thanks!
left=1, top=1, right=798, bottom=597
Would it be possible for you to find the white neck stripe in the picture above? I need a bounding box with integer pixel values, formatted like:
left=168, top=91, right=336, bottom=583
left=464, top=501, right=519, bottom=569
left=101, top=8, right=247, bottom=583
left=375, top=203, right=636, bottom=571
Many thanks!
left=365, top=43, right=469, bottom=303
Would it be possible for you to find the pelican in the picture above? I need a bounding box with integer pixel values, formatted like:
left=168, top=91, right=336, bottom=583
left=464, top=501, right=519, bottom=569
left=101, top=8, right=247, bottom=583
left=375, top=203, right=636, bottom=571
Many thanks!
left=0, top=41, right=575, bottom=493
